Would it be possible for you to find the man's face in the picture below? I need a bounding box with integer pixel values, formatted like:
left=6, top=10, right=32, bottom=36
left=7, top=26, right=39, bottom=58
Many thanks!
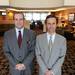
left=14, top=13, right=24, bottom=29
left=46, top=18, right=57, bottom=34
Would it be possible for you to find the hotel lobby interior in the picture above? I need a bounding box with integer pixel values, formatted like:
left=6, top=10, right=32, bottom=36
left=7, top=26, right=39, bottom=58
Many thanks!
left=0, top=0, right=75, bottom=75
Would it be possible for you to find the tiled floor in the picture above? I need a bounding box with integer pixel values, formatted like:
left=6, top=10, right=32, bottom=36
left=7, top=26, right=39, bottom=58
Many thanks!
left=0, top=37, right=75, bottom=75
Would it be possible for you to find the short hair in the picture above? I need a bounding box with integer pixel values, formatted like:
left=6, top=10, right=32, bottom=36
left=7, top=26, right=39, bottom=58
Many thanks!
left=13, top=12, right=25, bottom=20
left=45, top=15, right=58, bottom=24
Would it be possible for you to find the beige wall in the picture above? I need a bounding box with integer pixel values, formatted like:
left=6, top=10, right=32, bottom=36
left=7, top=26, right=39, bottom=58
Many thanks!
left=10, top=0, right=64, bottom=8
left=64, top=0, right=75, bottom=6
left=0, top=0, right=75, bottom=8
left=0, top=0, right=9, bottom=6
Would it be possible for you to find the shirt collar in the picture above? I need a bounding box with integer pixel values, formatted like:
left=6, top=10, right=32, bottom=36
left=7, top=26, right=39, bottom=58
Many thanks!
left=15, top=27, right=24, bottom=38
left=15, top=27, right=24, bottom=32
left=47, top=32, right=56, bottom=43
left=47, top=32, right=56, bottom=37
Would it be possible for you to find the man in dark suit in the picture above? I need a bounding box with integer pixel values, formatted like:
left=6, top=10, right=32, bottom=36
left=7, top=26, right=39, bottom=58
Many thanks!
left=3, top=12, right=36, bottom=75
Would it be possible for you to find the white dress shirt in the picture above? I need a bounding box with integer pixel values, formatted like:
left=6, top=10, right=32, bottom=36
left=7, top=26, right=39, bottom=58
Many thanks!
left=47, top=32, right=56, bottom=44
left=15, top=27, right=24, bottom=39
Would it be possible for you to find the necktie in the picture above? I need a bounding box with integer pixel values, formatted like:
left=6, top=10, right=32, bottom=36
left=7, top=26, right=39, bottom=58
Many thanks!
left=18, top=31, right=22, bottom=48
left=48, top=36, right=52, bottom=51
left=47, top=36, right=52, bottom=62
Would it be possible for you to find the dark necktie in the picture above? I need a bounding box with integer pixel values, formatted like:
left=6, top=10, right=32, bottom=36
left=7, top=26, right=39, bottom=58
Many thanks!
left=18, top=31, right=22, bottom=48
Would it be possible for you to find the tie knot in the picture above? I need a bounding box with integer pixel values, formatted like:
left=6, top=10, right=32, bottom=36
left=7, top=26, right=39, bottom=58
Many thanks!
left=19, top=30, right=21, bottom=33
left=18, top=31, right=21, bottom=35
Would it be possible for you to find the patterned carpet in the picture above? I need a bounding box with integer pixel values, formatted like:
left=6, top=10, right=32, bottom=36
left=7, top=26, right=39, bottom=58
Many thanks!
left=0, top=37, right=75, bottom=75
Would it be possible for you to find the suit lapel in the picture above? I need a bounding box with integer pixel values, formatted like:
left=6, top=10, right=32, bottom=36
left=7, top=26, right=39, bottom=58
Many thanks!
left=42, top=33, right=50, bottom=63
left=12, top=28, right=19, bottom=50
left=20, top=28, right=28, bottom=49
left=52, top=34, right=58, bottom=51
left=43, top=33, right=49, bottom=51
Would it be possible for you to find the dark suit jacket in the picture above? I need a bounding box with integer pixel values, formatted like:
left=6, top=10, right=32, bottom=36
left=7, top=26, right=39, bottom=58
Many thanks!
left=3, top=28, right=36, bottom=75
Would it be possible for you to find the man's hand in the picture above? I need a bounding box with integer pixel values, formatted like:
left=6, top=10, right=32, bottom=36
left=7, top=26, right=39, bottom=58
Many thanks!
left=45, top=69, right=49, bottom=75
left=15, top=64, right=26, bottom=71
left=45, top=69, right=53, bottom=75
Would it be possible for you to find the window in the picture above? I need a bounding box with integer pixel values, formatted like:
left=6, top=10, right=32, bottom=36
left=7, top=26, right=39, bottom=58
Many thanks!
left=33, top=13, right=40, bottom=21
left=41, top=13, right=48, bottom=20
left=24, top=13, right=32, bottom=20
